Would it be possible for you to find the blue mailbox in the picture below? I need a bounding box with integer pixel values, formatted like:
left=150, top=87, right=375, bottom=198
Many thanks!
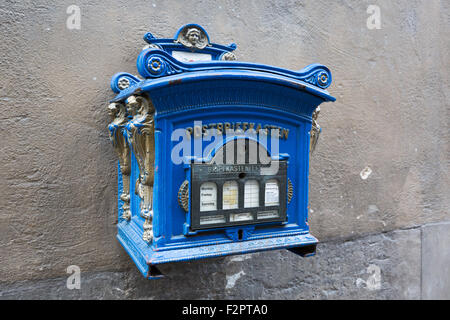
left=107, top=24, right=335, bottom=279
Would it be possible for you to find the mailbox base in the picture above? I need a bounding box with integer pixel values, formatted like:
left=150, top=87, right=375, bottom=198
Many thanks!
left=117, top=221, right=318, bottom=279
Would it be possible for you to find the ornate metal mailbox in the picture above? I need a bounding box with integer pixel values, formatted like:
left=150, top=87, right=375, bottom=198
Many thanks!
left=107, top=24, right=335, bottom=279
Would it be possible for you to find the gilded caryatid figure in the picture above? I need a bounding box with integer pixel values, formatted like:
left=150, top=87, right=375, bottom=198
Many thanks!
left=310, top=106, right=321, bottom=154
left=126, top=95, right=155, bottom=243
left=108, top=102, right=131, bottom=220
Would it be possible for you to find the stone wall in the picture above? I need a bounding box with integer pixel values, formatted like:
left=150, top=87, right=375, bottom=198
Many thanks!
left=1, top=0, right=449, bottom=299
left=2, top=224, right=449, bottom=299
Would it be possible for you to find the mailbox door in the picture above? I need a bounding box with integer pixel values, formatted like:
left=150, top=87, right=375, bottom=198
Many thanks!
left=148, top=77, right=324, bottom=249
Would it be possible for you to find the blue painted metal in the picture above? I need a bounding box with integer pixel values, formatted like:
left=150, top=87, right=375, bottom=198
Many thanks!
left=109, top=24, right=335, bottom=279
left=142, top=23, right=236, bottom=61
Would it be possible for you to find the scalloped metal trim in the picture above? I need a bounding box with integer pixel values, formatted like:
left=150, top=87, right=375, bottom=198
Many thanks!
left=288, top=178, right=293, bottom=204
left=178, top=180, right=189, bottom=212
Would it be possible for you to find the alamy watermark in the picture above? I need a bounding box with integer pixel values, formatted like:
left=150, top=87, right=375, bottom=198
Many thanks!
left=66, top=5, right=81, bottom=30
left=356, top=264, right=382, bottom=290
left=66, top=265, right=81, bottom=290
left=170, top=121, right=284, bottom=173
left=367, top=5, right=381, bottom=30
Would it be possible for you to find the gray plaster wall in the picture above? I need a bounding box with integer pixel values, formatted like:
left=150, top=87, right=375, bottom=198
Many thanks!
left=0, top=0, right=449, bottom=299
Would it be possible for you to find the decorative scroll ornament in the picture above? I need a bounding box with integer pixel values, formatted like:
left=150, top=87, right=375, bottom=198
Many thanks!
left=310, top=106, right=321, bottom=154
left=177, top=180, right=189, bottom=212
left=141, top=24, right=236, bottom=63
left=176, top=25, right=209, bottom=50
left=288, top=178, right=293, bottom=204
left=108, top=102, right=131, bottom=220
left=136, top=50, right=332, bottom=91
left=142, top=43, right=161, bottom=51
left=110, top=72, right=141, bottom=93
left=304, top=70, right=330, bottom=89
left=117, top=78, right=130, bottom=90
left=221, top=52, right=237, bottom=61
left=126, top=95, right=155, bottom=243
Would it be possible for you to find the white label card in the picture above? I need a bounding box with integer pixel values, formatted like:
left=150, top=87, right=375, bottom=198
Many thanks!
left=264, top=180, right=279, bottom=206
left=200, top=182, right=217, bottom=212
left=172, top=51, right=212, bottom=63
left=223, top=181, right=238, bottom=210
left=244, top=180, right=259, bottom=208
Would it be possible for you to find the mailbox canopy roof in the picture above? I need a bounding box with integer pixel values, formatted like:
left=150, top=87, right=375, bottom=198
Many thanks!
left=110, top=24, right=335, bottom=116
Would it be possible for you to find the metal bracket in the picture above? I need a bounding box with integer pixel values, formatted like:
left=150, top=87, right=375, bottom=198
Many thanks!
left=288, top=244, right=317, bottom=257
left=147, top=265, right=165, bottom=279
